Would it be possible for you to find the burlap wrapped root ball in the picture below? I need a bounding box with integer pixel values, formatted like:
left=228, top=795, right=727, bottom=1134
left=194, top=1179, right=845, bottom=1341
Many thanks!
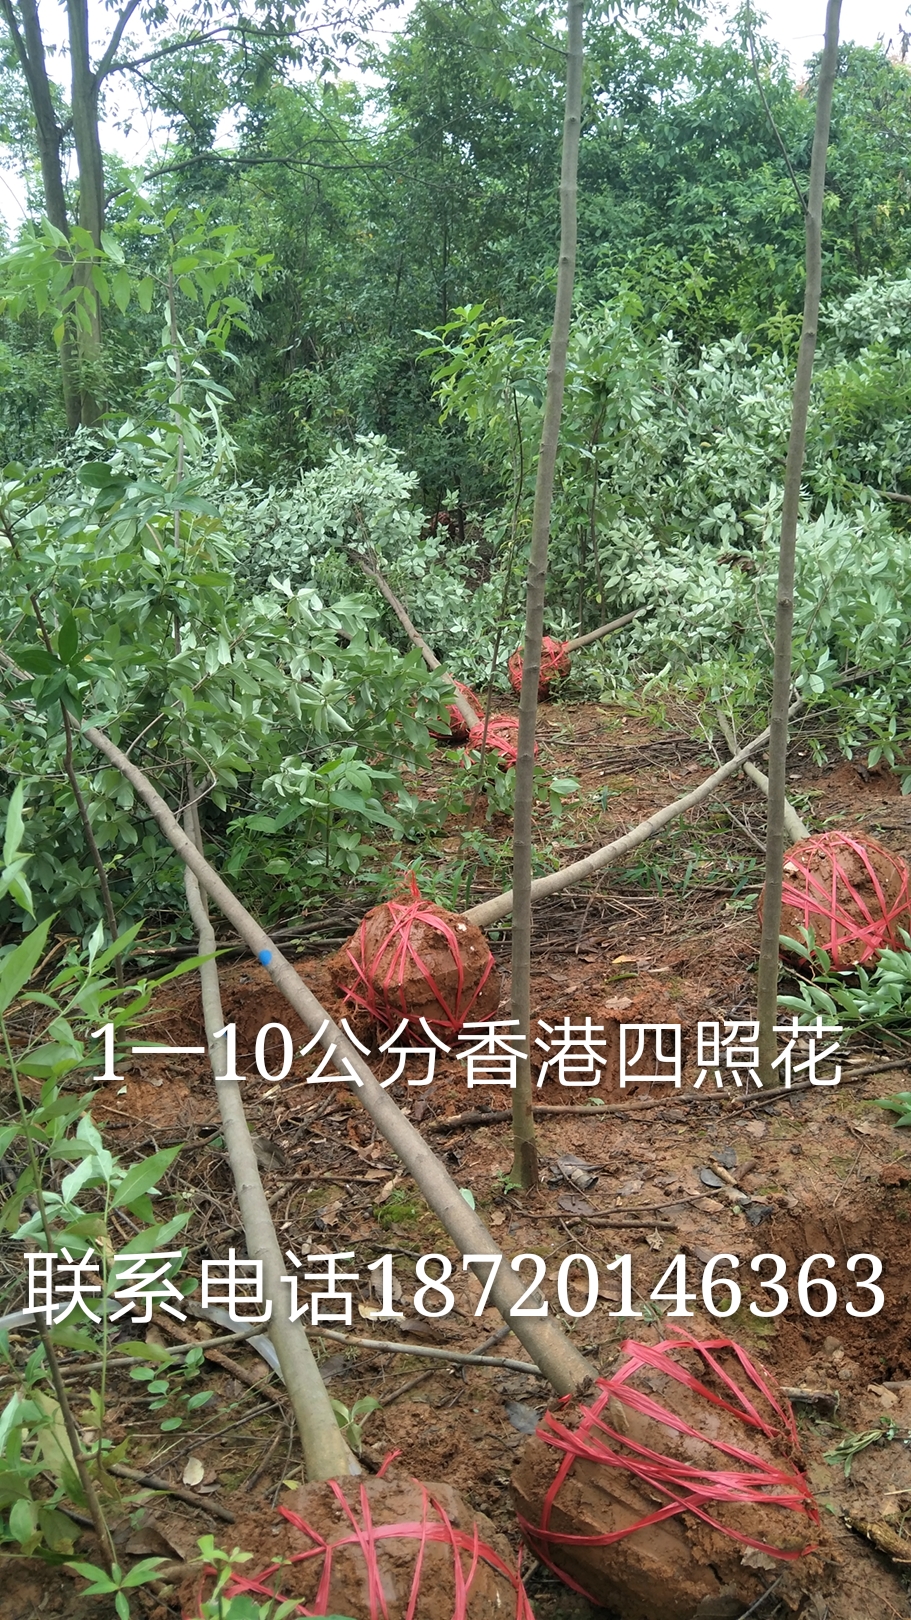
left=512, top=1332, right=822, bottom=1620
left=333, top=878, right=500, bottom=1036
left=762, top=828, right=911, bottom=969
left=507, top=637, right=572, bottom=700
left=185, top=1476, right=534, bottom=1620
left=428, top=679, right=482, bottom=745
left=466, top=715, right=538, bottom=769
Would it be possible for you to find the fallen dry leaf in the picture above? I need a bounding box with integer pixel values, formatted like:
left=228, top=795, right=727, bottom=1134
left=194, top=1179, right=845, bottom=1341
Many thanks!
left=182, top=1456, right=205, bottom=1487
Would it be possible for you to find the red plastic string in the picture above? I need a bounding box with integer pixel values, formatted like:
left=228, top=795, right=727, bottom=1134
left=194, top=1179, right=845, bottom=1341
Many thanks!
left=429, top=680, right=481, bottom=745
left=518, top=1330, right=818, bottom=1601
left=204, top=1478, right=535, bottom=1620
left=339, top=874, right=494, bottom=1034
left=507, top=636, right=572, bottom=698
left=465, top=714, right=536, bottom=769
left=774, top=830, right=911, bottom=966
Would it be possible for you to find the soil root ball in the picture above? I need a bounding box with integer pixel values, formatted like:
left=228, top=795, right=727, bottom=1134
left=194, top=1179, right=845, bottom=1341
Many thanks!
left=429, top=680, right=482, bottom=745
left=512, top=1330, right=823, bottom=1620
left=185, top=1476, right=533, bottom=1620
left=507, top=637, right=572, bottom=700
left=332, top=878, right=500, bottom=1035
left=762, top=828, right=911, bottom=969
left=466, top=714, right=535, bottom=769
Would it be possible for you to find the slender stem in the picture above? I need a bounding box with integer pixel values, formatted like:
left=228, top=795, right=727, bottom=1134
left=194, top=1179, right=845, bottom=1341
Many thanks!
left=0, top=1019, right=116, bottom=1571
left=756, top=0, right=842, bottom=1086
left=510, top=0, right=584, bottom=1189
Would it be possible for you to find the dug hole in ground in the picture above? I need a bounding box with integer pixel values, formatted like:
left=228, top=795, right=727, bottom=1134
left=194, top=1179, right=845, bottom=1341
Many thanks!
left=19, top=700, right=911, bottom=1620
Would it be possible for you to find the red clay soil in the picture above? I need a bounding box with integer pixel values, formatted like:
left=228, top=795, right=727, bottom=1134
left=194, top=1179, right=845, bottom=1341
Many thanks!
left=180, top=1477, right=529, bottom=1620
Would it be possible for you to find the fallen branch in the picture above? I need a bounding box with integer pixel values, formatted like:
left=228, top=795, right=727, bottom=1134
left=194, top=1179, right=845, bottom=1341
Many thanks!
left=426, top=1098, right=678, bottom=1132
left=108, top=1462, right=235, bottom=1523
left=83, top=722, right=595, bottom=1397
left=313, top=1328, right=540, bottom=1374
left=464, top=701, right=803, bottom=927
left=843, top=1514, right=911, bottom=1563
left=716, top=712, right=809, bottom=843
left=564, top=609, right=645, bottom=652
left=182, top=798, right=357, bottom=1482
left=350, top=552, right=479, bottom=730
left=379, top=1324, right=513, bottom=1407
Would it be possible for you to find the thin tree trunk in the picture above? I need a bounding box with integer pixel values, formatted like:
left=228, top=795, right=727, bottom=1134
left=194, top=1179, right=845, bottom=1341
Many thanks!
left=182, top=799, right=359, bottom=1481
left=0, top=0, right=81, bottom=427
left=564, top=609, right=643, bottom=652
left=82, top=723, right=595, bottom=1397
left=509, top=0, right=584, bottom=1190
left=66, top=0, right=105, bottom=423
left=756, top=0, right=841, bottom=1086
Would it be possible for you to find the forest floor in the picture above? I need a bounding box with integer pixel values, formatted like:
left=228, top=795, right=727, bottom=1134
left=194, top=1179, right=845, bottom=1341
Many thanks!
left=5, top=697, right=911, bottom=1620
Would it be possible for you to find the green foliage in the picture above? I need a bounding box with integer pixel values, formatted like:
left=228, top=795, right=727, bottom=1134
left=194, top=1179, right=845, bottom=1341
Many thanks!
left=778, top=941, right=911, bottom=1038
left=0, top=416, right=455, bottom=939
left=0, top=794, right=219, bottom=1563
left=329, top=1394, right=380, bottom=1452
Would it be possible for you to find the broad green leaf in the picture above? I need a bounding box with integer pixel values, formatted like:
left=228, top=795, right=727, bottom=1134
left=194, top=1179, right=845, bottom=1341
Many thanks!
left=0, top=917, right=52, bottom=1015
left=113, top=1144, right=181, bottom=1208
left=57, top=615, right=78, bottom=665
left=136, top=276, right=154, bottom=312
left=112, top=268, right=131, bottom=314
left=9, top=1494, right=37, bottom=1544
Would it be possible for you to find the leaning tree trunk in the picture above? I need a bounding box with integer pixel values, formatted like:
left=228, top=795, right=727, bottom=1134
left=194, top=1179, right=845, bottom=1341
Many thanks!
left=756, top=0, right=842, bottom=1086
left=509, top=0, right=584, bottom=1189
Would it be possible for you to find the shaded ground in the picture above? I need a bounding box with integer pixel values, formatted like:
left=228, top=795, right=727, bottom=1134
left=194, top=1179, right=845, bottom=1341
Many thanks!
left=2, top=698, right=911, bottom=1619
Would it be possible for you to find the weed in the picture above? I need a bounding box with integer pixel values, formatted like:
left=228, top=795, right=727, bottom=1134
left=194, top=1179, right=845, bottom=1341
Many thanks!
left=374, top=1187, right=422, bottom=1228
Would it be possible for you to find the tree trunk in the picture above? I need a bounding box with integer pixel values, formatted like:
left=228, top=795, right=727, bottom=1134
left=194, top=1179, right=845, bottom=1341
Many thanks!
left=67, top=0, right=105, bottom=423
left=756, top=0, right=842, bottom=1086
left=0, top=0, right=81, bottom=428
left=509, top=0, right=584, bottom=1190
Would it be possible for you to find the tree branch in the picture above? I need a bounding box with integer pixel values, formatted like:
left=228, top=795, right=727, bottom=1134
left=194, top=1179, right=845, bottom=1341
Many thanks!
left=94, top=0, right=143, bottom=85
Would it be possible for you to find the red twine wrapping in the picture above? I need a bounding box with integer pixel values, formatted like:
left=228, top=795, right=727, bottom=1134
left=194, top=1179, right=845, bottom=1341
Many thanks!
left=465, top=714, right=537, bottom=769
left=518, top=1330, right=818, bottom=1600
left=206, top=1479, right=535, bottom=1620
left=429, top=680, right=482, bottom=745
left=338, top=873, right=496, bottom=1034
left=507, top=636, right=572, bottom=699
left=769, top=829, right=911, bottom=968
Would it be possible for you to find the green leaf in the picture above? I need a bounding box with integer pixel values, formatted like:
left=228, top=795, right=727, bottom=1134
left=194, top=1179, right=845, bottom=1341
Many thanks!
left=459, top=1187, right=475, bottom=1208
left=77, top=463, right=117, bottom=489
left=57, top=615, right=79, bottom=666
left=112, top=1144, right=180, bottom=1208
left=112, top=268, right=131, bottom=315
left=0, top=917, right=53, bottom=1015
left=3, top=784, right=26, bottom=868
left=137, top=276, right=154, bottom=313
left=121, top=1557, right=166, bottom=1587
left=9, top=1495, right=37, bottom=1544
left=100, top=230, right=125, bottom=265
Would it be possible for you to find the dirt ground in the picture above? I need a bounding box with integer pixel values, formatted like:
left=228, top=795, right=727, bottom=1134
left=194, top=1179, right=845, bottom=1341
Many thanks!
left=3, top=699, right=911, bottom=1620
